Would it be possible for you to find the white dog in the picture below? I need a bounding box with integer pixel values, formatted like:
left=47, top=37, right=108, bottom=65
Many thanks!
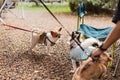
left=28, top=27, right=62, bottom=55
left=69, top=31, right=101, bottom=73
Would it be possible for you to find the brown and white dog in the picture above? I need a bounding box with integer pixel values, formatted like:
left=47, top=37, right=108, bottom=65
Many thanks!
left=28, top=27, right=62, bottom=55
left=72, top=52, right=112, bottom=80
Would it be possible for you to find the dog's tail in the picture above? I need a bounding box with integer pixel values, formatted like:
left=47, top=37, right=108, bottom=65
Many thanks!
left=31, top=28, right=42, bottom=34
left=58, top=27, right=62, bottom=32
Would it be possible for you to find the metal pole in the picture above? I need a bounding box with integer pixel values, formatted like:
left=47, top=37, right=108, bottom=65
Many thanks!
left=20, top=0, right=25, bottom=19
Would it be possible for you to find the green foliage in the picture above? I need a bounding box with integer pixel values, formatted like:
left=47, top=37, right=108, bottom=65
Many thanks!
left=87, top=0, right=101, bottom=5
left=87, top=0, right=116, bottom=9
left=68, top=0, right=82, bottom=4
left=68, top=0, right=83, bottom=12
left=16, top=2, right=71, bottom=13
left=68, top=0, right=117, bottom=13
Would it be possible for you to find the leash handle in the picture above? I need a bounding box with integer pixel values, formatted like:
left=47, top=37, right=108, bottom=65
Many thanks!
left=2, top=23, right=32, bottom=32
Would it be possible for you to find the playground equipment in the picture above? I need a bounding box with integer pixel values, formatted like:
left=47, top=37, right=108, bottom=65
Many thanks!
left=0, top=0, right=18, bottom=16
left=0, top=0, right=25, bottom=23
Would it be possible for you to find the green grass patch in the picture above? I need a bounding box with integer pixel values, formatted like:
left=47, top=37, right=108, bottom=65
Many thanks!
left=16, top=2, right=71, bottom=13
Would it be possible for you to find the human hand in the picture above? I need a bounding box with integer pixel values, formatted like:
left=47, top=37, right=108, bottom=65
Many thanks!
left=91, top=48, right=103, bottom=59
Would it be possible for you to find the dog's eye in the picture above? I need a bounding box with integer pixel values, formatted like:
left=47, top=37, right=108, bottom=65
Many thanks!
left=103, top=53, right=106, bottom=56
left=57, top=34, right=61, bottom=38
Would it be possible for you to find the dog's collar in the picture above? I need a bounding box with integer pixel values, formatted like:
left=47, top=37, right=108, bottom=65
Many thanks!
left=44, top=33, right=56, bottom=46
left=46, top=36, right=56, bottom=46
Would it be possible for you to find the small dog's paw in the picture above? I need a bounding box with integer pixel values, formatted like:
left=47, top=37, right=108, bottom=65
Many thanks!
left=48, top=53, right=52, bottom=56
left=103, top=74, right=108, bottom=79
left=70, top=69, right=75, bottom=73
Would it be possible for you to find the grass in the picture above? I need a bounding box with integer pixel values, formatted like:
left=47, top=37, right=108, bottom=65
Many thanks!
left=16, top=2, right=71, bottom=13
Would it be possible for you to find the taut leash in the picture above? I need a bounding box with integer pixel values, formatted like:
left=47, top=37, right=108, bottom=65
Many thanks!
left=2, top=23, right=39, bottom=34
left=39, top=0, right=70, bottom=36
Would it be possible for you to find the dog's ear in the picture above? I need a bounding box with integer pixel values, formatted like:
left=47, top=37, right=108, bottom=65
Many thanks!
left=108, top=57, right=113, bottom=61
left=58, top=27, right=62, bottom=32
left=107, top=54, right=113, bottom=61
left=104, top=52, right=113, bottom=61
left=76, top=32, right=81, bottom=43
left=71, top=31, right=75, bottom=39
left=75, top=31, right=81, bottom=35
left=50, top=31, right=60, bottom=38
left=50, top=31, right=55, bottom=36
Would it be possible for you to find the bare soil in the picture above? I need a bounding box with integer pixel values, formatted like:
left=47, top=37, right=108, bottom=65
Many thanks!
left=0, top=9, right=119, bottom=80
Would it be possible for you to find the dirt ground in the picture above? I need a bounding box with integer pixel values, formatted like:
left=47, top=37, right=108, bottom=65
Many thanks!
left=0, top=9, right=120, bottom=80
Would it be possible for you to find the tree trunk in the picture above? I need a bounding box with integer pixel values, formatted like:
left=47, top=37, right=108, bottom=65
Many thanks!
left=69, top=2, right=76, bottom=12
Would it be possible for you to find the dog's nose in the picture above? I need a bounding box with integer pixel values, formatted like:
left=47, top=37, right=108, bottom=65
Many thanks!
left=58, top=34, right=61, bottom=38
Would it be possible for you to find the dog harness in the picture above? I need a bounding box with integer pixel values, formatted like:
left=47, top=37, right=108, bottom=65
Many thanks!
left=45, top=36, right=56, bottom=46
left=43, top=32, right=56, bottom=46
left=70, top=46, right=95, bottom=60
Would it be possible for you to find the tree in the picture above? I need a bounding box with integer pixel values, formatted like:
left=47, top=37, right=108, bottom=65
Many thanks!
left=68, top=0, right=83, bottom=12
left=68, top=0, right=118, bottom=14
left=29, top=0, right=41, bottom=6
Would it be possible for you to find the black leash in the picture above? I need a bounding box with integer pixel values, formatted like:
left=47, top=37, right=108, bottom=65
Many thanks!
left=39, top=1, right=85, bottom=52
left=46, top=36, right=56, bottom=46
left=74, top=39, right=84, bottom=51
left=39, top=0, right=70, bottom=35
left=43, top=32, right=55, bottom=46
left=71, top=31, right=85, bottom=51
